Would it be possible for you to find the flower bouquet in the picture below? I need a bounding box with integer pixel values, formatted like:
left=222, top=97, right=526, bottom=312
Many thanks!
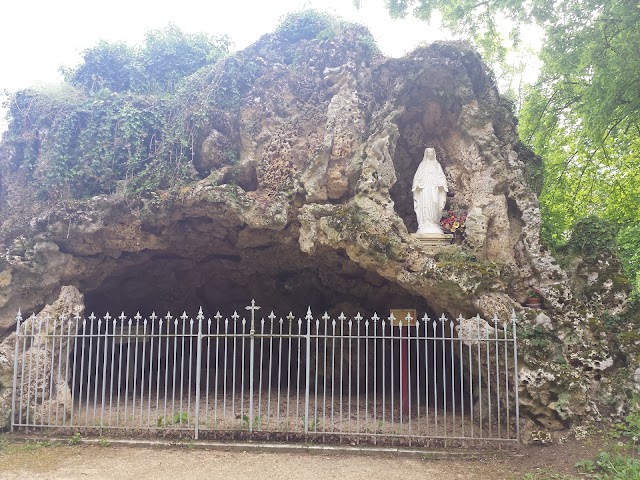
left=440, top=209, right=467, bottom=233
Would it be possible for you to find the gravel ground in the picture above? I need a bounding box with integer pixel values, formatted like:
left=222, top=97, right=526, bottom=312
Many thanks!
left=18, top=392, right=511, bottom=442
left=0, top=444, right=518, bottom=480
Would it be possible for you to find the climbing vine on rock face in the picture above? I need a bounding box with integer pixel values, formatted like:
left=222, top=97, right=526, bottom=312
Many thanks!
left=2, top=25, right=231, bottom=200
left=4, top=86, right=193, bottom=199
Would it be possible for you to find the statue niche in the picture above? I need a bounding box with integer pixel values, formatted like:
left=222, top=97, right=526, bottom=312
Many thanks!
left=412, top=147, right=448, bottom=235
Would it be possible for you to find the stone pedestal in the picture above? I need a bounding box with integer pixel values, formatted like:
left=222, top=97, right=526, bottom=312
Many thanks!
left=413, top=233, right=453, bottom=247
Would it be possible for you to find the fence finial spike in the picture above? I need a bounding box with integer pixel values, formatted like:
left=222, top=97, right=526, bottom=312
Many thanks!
left=305, top=307, right=313, bottom=321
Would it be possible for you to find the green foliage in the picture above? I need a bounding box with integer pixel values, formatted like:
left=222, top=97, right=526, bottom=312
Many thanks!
left=277, top=10, right=379, bottom=57
left=242, top=414, right=262, bottom=430
left=618, top=225, right=640, bottom=295
left=518, top=323, right=558, bottom=361
left=576, top=449, right=640, bottom=479
left=69, top=432, right=82, bottom=445
left=517, top=0, right=640, bottom=294
left=327, top=203, right=365, bottom=237
left=65, top=25, right=230, bottom=95
left=574, top=411, right=640, bottom=479
left=521, top=470, right=573, bottom=480
left=609, top=401, right=640, bottom=440
left=5, top=87, right=191, bottom=198
left=277, top=10, right=340, bottom=42
left=64, top=40, right=137, bottom=92
left=2, top=25, right=235, bottom=200
left=309, top=416, right=320, bottom=431
left=138, top=24, right=230, bottom=93
left=173, top=411, right=188, bottom=424
left=567, top=217, right=618, bottom=260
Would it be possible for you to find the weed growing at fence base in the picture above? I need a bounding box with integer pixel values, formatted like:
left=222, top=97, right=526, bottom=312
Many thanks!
left=242, top=415, right=262, bottom=430
left=173, top=412, right=189, bottom=425
left=69, top=432, right=82, bottom=445
left=98, top=437, right=110, bottom=447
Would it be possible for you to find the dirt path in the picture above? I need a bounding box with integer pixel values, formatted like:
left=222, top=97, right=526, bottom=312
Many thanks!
left=0, top=433, right=603, bottom=480
left=0, top=444, right=519, bottom=480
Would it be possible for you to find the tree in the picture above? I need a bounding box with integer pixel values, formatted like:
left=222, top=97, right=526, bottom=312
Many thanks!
left=138, top=24, right=230, bottom=93
left=65, top=40, right=137, bottom=92
left=376, top=0, right=640, bottom=292
left=65, top=25, right=231, bottom=95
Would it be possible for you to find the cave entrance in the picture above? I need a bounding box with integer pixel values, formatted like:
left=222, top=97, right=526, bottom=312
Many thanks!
left=11, top=222, right=519, bottom=444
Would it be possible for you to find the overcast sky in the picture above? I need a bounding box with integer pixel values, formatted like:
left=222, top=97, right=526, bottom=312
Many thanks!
left=0, top=0, right=449, bottom=92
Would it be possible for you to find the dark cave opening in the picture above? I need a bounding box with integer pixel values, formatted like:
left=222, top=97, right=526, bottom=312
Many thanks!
left=68, top=226, right=471, bottom=425
left=69, top=311, right=470, bottom=425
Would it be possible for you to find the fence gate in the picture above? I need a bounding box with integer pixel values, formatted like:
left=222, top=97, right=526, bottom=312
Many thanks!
left=11, top=300, right=519, bottom=446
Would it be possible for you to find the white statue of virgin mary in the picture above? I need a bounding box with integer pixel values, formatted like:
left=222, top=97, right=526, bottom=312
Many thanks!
left=412, top=147, right=448, bottom=234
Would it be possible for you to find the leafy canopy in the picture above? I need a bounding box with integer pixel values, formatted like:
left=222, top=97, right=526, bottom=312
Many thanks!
left=64, top=24, right=230, bottom=94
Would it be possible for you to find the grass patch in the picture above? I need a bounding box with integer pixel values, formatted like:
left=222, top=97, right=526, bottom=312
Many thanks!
left=0, top=435, right=56, bottom=455
left=521, top=469, right=576, bottom=479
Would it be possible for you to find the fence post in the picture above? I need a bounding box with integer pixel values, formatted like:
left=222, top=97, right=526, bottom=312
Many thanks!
left=10, top=310, right=22, bottom=432
left=304, top=307, right=312, bottom=435
left=511, top=310, right=520, bottom=442
left=246, top=300, right=260, bottom=434
left=194, top=308, right=204, bottom=440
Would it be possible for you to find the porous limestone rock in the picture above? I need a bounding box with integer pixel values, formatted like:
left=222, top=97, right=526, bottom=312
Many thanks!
left=0, top=333, right=13, bottom=429
left=0, top=286, right=84, bottom=429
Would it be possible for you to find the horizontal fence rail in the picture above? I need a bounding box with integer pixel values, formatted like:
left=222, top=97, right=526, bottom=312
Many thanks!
left=11, top=301, right=520, bottom=445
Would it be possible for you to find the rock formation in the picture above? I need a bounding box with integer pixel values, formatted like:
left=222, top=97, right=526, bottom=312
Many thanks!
left=0, top=13, right=635, bottom=434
